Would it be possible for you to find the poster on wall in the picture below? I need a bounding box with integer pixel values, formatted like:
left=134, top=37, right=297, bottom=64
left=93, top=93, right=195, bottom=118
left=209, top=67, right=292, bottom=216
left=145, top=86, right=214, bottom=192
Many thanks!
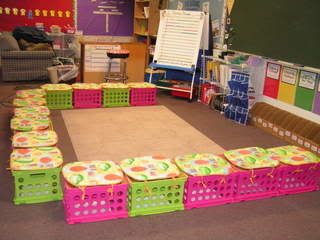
left=0, top=0, right=74, bottom=32
left=77, top=0, right=133, bottom=36
left=298, top=70, right=317, bottom=90
left=281, top=67, right=298, bottom=85
left=263, top=62, right=281, bottom=99
left=266, top=63, right=281, bottom=79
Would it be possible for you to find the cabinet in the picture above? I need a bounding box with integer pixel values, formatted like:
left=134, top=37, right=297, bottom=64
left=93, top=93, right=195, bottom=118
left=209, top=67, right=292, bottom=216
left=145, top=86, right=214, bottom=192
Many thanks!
left=133, top=0, right=168, bottom=65
left=49, top=33, right=79, bottom=59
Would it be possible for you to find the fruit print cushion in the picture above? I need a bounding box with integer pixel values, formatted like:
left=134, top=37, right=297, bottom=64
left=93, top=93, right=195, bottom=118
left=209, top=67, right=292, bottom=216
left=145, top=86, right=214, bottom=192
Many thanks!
left=12, top=130, right=58, bottom=148
left=267, top=145, right=319, bottom=165
left=13, top=97, right=47, bottom=107
left=10, top=147, right=63, bottom=171
left=16, top=89, right=45, bottom=98
left=100, top=83, right=129, bottom=89
left=11, top=116, right=50, bottom=132
left=62, top=161, right=124, bottom=187
left=71, top=83, right=101, bottom=90
left=41, top=83, right=72, bottom=91
left=120, top=156, right=180, bottom=181
left=127, top=83, right=156, bottom=88
left=174, top=153, right=232, bottom=176
left=224, top=147, right=279, bottom=169
left=14, top=106, right=50, bottom=118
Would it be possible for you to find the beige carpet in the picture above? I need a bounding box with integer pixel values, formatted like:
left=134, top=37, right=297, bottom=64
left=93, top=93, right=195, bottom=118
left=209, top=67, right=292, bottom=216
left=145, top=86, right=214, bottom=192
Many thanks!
left=61, top=105, right=225, bottom=163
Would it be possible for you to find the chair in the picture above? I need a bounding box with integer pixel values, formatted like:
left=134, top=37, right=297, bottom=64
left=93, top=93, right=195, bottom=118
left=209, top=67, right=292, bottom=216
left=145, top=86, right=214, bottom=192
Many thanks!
left=0, top=32, right=55, bottom=82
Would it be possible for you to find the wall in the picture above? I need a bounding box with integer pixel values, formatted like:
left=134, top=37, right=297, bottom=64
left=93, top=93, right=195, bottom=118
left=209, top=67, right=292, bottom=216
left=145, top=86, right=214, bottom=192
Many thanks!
left=0, top=0, right=74, bottom=32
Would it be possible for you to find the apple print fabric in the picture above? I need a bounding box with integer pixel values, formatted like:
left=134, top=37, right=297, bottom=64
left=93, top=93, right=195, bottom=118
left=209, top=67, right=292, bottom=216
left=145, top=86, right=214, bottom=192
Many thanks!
left=10, top=147, right=63, bottom=171
left=41, top=83, right=72, bottom=91
left=12, top=130, right=58, bottom=148
left=71, top=83, right=101, bottom=90
left=14, top=106, right=50, bottom=118
left=100, top=83, right=129, bottom=89
left=174, top=153, right=232, bottom=176
left=11, top=116, right=50, bottom=131
left=127, top=83, right=156, bottom=88
left=16, top=89, right=45, bottom=98
left=267, top=145, right=319, bottom=165
left=120, top=156, right=180, bottom=181
left=13, top=97, right=47, bottom=107
left=62, top=161, right=124, bottom=187
left=224, top=147, right=279, bottom=169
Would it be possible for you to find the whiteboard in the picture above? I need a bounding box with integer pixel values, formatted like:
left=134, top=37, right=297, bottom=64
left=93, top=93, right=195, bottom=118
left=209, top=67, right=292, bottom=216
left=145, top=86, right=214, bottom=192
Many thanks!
left=153, top=10, right=205, bottom=71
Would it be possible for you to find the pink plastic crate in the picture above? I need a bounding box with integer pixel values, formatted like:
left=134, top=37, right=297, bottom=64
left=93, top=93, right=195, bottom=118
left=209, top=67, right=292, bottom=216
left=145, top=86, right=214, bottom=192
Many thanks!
left=130, top=88, right=157, bottom=106
left=62, top=180, right=128, bottom=224
left=278, top=163, right=320, bottom=195
left=183, top=174, right=237, bottom=210
left=233, top=167, right=280, bottom=202
left=73, top=89, right=102, bottom=108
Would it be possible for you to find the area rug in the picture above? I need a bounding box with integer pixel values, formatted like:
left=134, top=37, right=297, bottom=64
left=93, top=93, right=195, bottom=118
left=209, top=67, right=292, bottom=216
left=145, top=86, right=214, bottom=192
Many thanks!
left=61, top=105, right=225, bottom=163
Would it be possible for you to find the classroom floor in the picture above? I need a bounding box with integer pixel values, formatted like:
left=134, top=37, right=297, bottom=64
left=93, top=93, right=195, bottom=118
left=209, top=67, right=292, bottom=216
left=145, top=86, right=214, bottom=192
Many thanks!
left=0, top=82, right=319, bottom=240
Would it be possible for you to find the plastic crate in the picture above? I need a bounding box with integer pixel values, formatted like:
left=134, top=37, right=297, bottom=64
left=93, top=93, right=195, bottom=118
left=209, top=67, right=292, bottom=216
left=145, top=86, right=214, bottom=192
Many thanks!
left=63, top=179, right=129, bottom=224
left=12, top=167, right=63, bottom=205
left=73, top=89, right=102, bottom=108
left=278, top=163, right=320, bottom=195
left=46, top=90, right=73, bottom=109
left=128, top=174, right=186, bottom=217
left=130, top=88, right=157, bottom=106
left=183, top=174, right=237, bottom=210
left=233, top=167, right=280, bottom=202
left=103, top=88, right=130, bottom=107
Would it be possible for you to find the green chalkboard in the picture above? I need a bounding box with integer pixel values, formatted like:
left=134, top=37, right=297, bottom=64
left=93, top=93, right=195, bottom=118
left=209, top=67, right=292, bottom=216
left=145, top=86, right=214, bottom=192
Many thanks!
left=230, top=0, right=320, bottom=69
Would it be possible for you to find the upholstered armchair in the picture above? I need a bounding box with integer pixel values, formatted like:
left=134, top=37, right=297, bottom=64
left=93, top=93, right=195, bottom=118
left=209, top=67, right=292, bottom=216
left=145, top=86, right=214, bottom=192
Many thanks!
left=0, top=32, right=55, bottom=82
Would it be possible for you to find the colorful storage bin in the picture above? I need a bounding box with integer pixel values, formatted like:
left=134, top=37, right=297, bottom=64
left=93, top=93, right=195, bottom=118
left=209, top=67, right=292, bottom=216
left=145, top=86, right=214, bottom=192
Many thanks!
left=14, top=106, right=50, bottom=118
left=62, top=160, right=128, bottom=224
left=63, top=180, right=128, bottom=224
left=175, top=153, right=236, bottom=209
left=224, top=147, right=281, bottom=201
left=267, top=146, right=320, bottom=195
left=12, top=167, right=63, bottom=205
left=10, top=147, right=63, bottom=205
left=16, top=89, right=45, bottom=98
left=72, top=83, right=102, bottom=109
left=100, top=83, right=130, bottom=107
left=13, top=97, right=47, bottom=107
left=120, top=156, right=185, bottom=216
left=10, top=116, right=50, bottom=132
left=128, top=83, right=157, bottom=106
left=12, top=130, right=58, bottom=148
left=41, top=84, right=73, bottom=109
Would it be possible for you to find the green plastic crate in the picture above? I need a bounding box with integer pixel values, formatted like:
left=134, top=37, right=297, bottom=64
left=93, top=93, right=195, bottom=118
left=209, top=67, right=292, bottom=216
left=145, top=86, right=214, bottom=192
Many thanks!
left=12, top=167, right=63, bottom=205
left=128, top=174, right=187, bottom=217
left=46, top=90, right=73, bottom=109
left=103, top=88, right=130, bottom=107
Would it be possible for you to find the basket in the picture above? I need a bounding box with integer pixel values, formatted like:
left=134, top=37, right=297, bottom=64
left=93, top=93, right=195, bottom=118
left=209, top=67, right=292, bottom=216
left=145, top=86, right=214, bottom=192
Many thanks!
left=103, top=88, right=130, bottom=107
left=46, top=90, right=73, bottom=109
left=130, top=88, right=157, bottom=106
left=128, top=174, right=186, bottom=217
left=12, top=167, right=63, bottom=205
left=183, top=174, right=237, bottom=210
left=62, top=179, right=129, bottom=224
left=278, top=163, right=320, bottom=195
left=73, top=89, right=102, bottom=108
left=233, top=167, right=280, bottom=202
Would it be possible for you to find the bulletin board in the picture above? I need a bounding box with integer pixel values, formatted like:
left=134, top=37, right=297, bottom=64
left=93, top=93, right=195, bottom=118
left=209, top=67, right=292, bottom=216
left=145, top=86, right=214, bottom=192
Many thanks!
left=0, top=0, right=74, bottom=31
left=76, top=0, right=133, bottom=36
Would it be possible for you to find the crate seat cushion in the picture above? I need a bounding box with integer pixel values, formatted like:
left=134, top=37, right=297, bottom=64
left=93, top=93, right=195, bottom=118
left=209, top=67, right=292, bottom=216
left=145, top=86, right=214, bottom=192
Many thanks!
left=127, top=83, right=156, bottom=88
left=71, top=83, right=101, bottom=90
left=224, top=147, right=279, bottom=169
left=14, top=106, right=50, bottom=118
left=41, top=83, right=72, bottom=91
left=12, top=130, right=57, bottom=148
left=11, top=116, right=50, bottom=131
left=16, top=88, right=45, bottom=98
left=100, top=83, right=128, bottom=89
left=267, top=145, right=319, bottom=165
left=62, top=161, right=124, bottom=187
left=13, top=97, right=47, bottom=107
left=174, top=153, right=232, bottom=176
left=120, top=156, right=180, bottom=181
left=10, top=147, right=63, bottom=171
